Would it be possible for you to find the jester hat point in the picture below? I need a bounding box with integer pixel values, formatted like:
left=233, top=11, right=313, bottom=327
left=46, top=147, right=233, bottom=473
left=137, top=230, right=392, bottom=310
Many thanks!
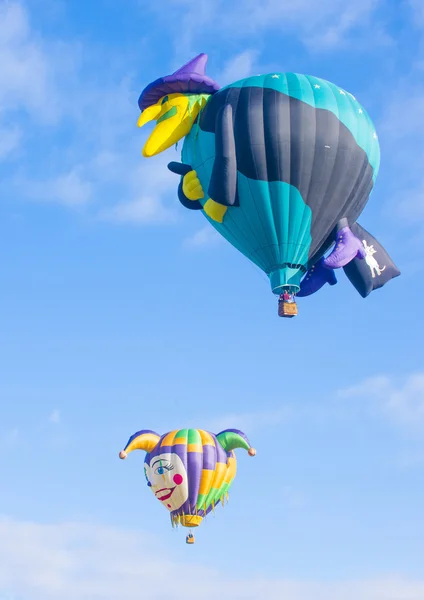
left=138, top=53, right=221, bottom=111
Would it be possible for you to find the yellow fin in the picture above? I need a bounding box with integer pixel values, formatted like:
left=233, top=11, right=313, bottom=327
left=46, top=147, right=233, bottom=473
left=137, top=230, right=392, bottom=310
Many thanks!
left=203, top=199, right=228, bottom=223
left=182, top=170, right=204, bottom=200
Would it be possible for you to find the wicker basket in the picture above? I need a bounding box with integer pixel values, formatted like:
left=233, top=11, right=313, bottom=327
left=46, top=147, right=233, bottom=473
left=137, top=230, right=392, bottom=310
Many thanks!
left=278, top=301, right=298, bottom=318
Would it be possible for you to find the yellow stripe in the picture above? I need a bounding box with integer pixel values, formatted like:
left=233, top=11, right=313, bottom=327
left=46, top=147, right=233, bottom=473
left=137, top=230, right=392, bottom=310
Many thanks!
left=187, top=443, right=203, bottom=453
left=173, top=437, right=187, bottom=445
left=125, top=433, right=160, bottom=454
left=223, top=456, right=237, bottom=484
left=199, top=430, right=215, bottom=446
left=161, top=430, right=178, bottom=446
left=199, top=469, right=214, bottom=496
left=209, top=461, right=226, bottom=494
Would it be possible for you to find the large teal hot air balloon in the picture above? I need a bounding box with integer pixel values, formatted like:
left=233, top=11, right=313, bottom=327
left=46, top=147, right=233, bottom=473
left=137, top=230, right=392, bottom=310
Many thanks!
left=137, top=54, right=400, bottom=316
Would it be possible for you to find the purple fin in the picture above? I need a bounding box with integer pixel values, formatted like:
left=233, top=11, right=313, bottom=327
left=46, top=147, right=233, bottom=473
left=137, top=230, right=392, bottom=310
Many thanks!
left=323, top=226, right=365, bottom=269
left=297, top=258, right=337, bottom=297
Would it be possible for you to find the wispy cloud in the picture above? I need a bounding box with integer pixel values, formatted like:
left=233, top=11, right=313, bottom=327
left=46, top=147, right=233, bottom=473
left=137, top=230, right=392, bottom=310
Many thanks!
left=165, top=0, right=387, bottom=53
left=204, top=406, right=292, bottom=434
left=227, top=0, right=384, bottom=48
left=96, top=152, right=180, bottom=224
left=0, top=1, right=61, bottom=123
left=408, top=0, right=424, bottom=27
left=18, top=168, right=93, bottom=207
left=338, top=373, right=424, bottom=430
left=99, top=195, right=176, bottom=224
left=0, top=428, right=19, bottom=449
left=0, top=124, right=21, bottom=160
left=377, top=78, right=424, bottom=257
left=217, top=50, right=260, bottom=86
left=0, top=2, right=180, bottom=224
left=0, top=516, right=423, bottom=600
left=49, top=410, right=60, bottom=424
left=183, top=225, right=221, bottom=249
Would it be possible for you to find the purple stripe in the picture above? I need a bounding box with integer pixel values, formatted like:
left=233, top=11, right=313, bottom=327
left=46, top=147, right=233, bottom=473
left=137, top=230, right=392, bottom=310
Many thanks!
left=213, top=434, right=228, bottom=464
left=187, top=449, right=202, bottom=509
left=202, top=444, right=217, bottom=470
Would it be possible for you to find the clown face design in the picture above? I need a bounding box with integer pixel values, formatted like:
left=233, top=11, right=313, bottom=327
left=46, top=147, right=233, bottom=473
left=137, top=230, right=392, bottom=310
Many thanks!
left=144, top=452, right=188, bottom=512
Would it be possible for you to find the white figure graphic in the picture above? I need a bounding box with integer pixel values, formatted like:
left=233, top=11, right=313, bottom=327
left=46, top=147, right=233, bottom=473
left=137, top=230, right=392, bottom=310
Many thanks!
left=362, top=240, right=386, bottom=278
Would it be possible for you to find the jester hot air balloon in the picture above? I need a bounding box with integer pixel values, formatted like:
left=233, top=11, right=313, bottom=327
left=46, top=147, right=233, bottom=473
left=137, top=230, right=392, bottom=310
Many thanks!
left=137, top=54, right=400, bottom=317
left=119, top=427, right=255, bottom=541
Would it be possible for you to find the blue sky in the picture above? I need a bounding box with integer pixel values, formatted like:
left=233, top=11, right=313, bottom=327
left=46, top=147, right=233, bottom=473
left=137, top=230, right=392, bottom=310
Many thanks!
left=1, top=0, right=424, bottom=598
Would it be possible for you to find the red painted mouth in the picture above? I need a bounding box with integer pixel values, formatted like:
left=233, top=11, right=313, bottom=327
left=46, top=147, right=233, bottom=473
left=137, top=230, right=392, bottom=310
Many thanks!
left=155, top=487, right=176, bottom=502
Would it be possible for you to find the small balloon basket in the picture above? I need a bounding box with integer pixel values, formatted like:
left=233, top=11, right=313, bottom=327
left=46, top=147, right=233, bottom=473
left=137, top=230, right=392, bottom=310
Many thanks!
left=186, top=531, right=195, bottom=544
left=278, top=298, right=298, bottom=318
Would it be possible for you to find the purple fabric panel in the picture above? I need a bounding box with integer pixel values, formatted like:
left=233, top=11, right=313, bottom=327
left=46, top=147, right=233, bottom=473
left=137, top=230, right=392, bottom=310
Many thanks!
left=323, top=226, right=365, bottom=269
left=176, top=53, right=208, bottom=75
left=149, top=440, right=171, bottom=460
left=180, top=499, right=194, bottom=517
left=187, top=448, right=203, bottom=510
left=137, top=53, right=220, bottom=110
left=214, top=437, right=228, bottom=464
left=139, top=78, right=219, bottom=110
left=297, top=257, right=337, bottom=297
left=202, top=443, right=217, bottom=470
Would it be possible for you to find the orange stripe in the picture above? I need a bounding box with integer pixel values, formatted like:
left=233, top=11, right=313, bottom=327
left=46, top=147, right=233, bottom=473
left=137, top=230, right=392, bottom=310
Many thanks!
left=209, top=462, right=226, bottom=495
left=173, top=437, right=187, bottom=445
left=199, top=469, right=214, bottom=495
left=125, top=433, right=160, bottom=454
left=223, top=456, right=237, bottom=484
left=161, top=430, right=177, bottom=446
left=199, top=430, right=215, bottom=446
left=187, top=443, right=203, bottom=453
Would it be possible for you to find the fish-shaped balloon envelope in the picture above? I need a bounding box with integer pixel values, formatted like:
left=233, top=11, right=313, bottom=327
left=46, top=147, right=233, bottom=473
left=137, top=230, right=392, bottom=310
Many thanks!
left=119, top=428, right=255, bottom=538
left=136, top=54, right=400, bottom=316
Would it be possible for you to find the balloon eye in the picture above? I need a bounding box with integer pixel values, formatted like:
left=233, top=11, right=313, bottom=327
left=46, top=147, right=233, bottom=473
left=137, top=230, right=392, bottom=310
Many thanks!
left=161, top=95, right=169, bottom=105
left=157, top=467, right=164, bottom=475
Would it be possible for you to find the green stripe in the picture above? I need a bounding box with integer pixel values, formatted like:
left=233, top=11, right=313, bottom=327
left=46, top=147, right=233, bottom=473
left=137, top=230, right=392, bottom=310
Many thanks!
left=188, top=429, right=201, bottom=445
left=196, top=493, right=207, bottom=511
left=175, top=429, right=188, bottom=442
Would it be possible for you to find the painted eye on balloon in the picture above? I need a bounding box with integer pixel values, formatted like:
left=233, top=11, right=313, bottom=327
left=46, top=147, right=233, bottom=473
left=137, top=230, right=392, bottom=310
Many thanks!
left=161, top=95, right=169, bottom=105
left=154, top=462, right=174, bottom=476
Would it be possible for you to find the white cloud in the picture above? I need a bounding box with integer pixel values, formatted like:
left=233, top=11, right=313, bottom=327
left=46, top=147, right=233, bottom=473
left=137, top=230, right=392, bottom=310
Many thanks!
left=0, top=428, right=19, bottom=448
left=391, top=183, right=424, bottom=224
left=217, top=50, right=259, bottom=86
left=0, top=516, right=424, bottom=600
left=19, top=168, right=93, bottom=206
left=97, top=151, right=180, bottom=224
left=0, top=2, right=181, bottom=222
left=377, top=71, right=424, bottom=237
left=99, top=195, right=176, bottom=224
left=0, top=1, right=61, bottom=122
left=408, top=0, right=424, bottom=26
left=0, top=124, right=21, bottom=159
left=49, top=409, right=60, bottom=424
left=380, top=88, right=424, bottom=145
left=205, top=406, right=292, bottom=434
left=232, top=0, right=382, bottom=44
left=183, top=225, right=221, bottom=248
left=338, top=373, right=424, bottom=429
left=166, top=0, right=386, bottom=51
